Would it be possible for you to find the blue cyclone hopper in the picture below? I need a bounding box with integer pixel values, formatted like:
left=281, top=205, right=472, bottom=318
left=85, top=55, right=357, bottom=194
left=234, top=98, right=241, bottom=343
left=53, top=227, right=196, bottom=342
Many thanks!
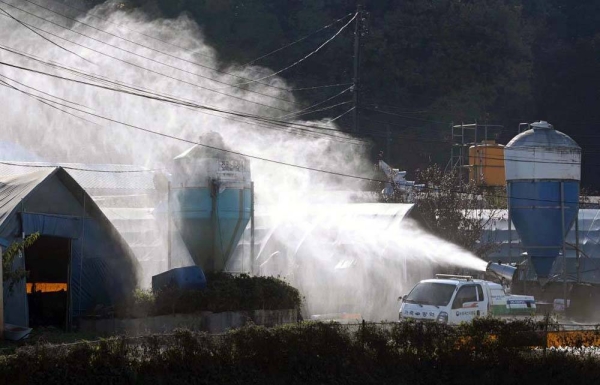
left=168, top=132, right=253, bottom=272
left=172, top=186, right=252, bottom=272
left=504, top=121, right=581, bottom=279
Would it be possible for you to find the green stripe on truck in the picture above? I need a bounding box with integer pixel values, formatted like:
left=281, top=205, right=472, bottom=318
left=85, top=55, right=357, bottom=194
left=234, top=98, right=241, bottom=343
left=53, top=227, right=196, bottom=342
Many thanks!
left=490, top=304, right=535, bottom=316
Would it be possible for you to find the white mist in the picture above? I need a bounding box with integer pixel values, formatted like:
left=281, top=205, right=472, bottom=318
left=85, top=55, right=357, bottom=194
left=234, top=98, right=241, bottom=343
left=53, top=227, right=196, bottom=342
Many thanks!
left=0, top=0, right=488, bottom=320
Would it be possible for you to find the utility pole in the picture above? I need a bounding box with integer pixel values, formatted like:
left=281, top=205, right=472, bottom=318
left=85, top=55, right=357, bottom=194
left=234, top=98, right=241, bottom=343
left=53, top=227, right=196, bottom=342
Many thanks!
left=352, top=4, right=363, bottom=134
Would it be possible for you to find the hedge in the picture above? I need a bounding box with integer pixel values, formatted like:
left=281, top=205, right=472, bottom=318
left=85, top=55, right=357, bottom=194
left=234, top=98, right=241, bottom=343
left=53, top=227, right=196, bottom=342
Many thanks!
left=114, top=273, right=302, bottom=319
left=2, top=318, right=600, bottom=385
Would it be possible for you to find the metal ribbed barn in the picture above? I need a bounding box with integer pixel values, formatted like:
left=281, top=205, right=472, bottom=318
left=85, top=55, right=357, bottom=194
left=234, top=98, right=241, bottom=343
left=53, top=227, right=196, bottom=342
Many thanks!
left=0, top=167, right=138, bottom=329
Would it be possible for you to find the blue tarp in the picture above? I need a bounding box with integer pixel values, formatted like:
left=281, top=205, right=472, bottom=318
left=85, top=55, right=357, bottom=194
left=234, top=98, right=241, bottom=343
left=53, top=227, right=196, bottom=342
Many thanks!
left=22, top=213, right=82, bottom=239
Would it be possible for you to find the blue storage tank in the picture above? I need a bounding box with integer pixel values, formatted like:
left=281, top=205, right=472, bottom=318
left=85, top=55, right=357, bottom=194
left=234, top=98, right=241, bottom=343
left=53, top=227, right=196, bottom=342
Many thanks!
left=504, top=121, right=581, bottom=279
left=167, top=132, right=253, bottom=272
left=152, top=266, right=207, bottom=292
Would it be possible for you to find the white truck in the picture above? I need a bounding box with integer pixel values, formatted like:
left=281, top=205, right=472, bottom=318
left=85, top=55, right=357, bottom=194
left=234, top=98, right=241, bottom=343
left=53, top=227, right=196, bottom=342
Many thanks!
left=399, top=273, right=536, bottom=325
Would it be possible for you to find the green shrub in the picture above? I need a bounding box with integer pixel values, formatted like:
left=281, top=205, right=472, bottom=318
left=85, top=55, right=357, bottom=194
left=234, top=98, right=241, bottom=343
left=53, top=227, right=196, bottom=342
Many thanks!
left=115, top=273, right=302, bottom=318
left=2, top=320, right=600, bottom=385
left=115, top=289, right=155, bottom=318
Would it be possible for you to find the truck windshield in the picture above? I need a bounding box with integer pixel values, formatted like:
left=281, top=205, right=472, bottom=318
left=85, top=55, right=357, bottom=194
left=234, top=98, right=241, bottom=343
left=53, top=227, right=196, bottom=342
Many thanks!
left=405, top=282, right=456, bottom=307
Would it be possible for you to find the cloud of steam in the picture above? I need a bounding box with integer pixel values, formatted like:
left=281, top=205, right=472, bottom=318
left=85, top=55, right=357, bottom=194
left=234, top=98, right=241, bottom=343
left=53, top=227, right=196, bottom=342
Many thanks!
left=0, top=0, right=487, bottom=320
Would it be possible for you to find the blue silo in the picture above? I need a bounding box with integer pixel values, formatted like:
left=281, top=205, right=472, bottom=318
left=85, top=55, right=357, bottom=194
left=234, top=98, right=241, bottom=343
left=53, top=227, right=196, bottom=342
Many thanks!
left=505, top=121, right=581, bottom=279
left=167, top=132, right=253, bottom=272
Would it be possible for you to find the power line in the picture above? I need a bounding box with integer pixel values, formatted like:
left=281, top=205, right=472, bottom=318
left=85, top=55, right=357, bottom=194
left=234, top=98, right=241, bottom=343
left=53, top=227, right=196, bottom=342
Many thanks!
left=329, top=106, right=355, bottom=123
left=0, top=5, right=90, bottom=64
left=1, top=80, right=379, bottom=179
left=0, top=160, right=157, bottom=173
left=3, top=47, right=600, bottom=163
left=0, top=59, right=368, bottom=145
left=241, top=12, right=354, bottom=66
left=0, top=55, right=363, bottom=137
left=279, top=86, right=353, bottom=119
left=0, top=76, right=593, bottom=205
left=38, top=0, right=352, bottom=72
left=285, top=100, right=353, bottom=119
left=0, top=74, right=104, bottom=128
left=35, top=0, right=213, bottom=58
left=0, top=72, right=92, bottom=110
left=17, top=0, right=353, bottom=95
left=0, top=19, right=291, bottom=113
left=0, top=9, right=371, bottom=124
left=16, top=0, right=350, bottom=94
left=289, top=82, right=353, bottom=91
left=2, top=78, right=590, bottom=206
left=0, top=5, right=299, bottom=109
left=232, top=13, right=358, bottom=87
left=7, top=54, right=595, bottom=160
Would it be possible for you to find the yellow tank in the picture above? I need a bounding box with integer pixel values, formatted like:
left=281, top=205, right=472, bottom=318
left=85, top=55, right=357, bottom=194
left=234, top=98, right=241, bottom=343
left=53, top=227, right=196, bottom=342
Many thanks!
left=469, top=141, right=505, bottom=187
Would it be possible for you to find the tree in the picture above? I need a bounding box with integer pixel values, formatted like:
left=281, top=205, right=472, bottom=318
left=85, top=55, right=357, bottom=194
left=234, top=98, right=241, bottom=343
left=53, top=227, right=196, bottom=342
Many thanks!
left=2, top=233, right=39, bottom=294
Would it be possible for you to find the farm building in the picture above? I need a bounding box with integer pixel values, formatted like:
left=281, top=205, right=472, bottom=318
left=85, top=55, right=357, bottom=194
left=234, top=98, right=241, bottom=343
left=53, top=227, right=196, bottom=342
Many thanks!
left=0, top=167, right=138, bottom=329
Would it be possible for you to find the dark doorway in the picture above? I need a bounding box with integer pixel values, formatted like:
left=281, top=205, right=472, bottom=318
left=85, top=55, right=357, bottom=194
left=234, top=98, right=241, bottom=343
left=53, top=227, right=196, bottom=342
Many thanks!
left=25, top=236, right=71, bottom=329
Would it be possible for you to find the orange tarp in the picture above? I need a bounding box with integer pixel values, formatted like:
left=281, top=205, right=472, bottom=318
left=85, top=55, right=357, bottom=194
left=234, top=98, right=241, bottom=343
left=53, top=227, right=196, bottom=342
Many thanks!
left=26, top=283, right=68, bottom=294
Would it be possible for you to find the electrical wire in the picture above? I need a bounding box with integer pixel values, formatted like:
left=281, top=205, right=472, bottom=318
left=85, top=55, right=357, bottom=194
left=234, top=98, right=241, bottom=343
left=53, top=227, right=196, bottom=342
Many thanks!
left=0, top=6, right=299, bottom=109
left=37, top=0, right=352, bottom=76
left=0, top=11, right=596, bottom=204
left=0, top=75, right=104, bottom=128
left=0, top=72, right=93, bottom=110
left=32, top=0, right=215, bottom=58
left=232, top=13, right=358, bottom=87
left=0, top=78, right=376, bottom=178
left=0, top=49, right=369, bottom=139
left=240, top=13, right=354, bottom=66
left=279, top=86, right=353, bottom=119
left=0, top=160, right=157, bottom=173
left=4, top=53, right=594, bottom=161
left=0, top=59, right=368, bottom=145
left=2, top=45, right=599, bottom=167
left=286, top=100, right=353, bottom=119
left=0, top=60, right=354, bottom=141
left=289, top=82, right=353, bottom=91
left=329, top=106, right=355, bottom=123
left=0, top=37, right=302, bottom=125
left=3, top=53, right=597, bottom=159
left=17, top=0, right=352, bottom=94
left=0, top=76, right=594, bottom=205
left=0, top=5, right=91, bottom=64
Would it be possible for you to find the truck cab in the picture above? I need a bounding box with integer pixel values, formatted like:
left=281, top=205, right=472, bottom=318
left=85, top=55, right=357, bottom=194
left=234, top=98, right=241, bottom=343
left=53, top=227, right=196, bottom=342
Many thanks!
left=399, top=274, right=535, bottom=324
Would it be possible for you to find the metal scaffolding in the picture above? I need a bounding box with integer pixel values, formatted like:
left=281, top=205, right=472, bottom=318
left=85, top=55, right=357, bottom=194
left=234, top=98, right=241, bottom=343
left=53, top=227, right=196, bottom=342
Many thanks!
left=446, top=122, right=504, bottom=183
